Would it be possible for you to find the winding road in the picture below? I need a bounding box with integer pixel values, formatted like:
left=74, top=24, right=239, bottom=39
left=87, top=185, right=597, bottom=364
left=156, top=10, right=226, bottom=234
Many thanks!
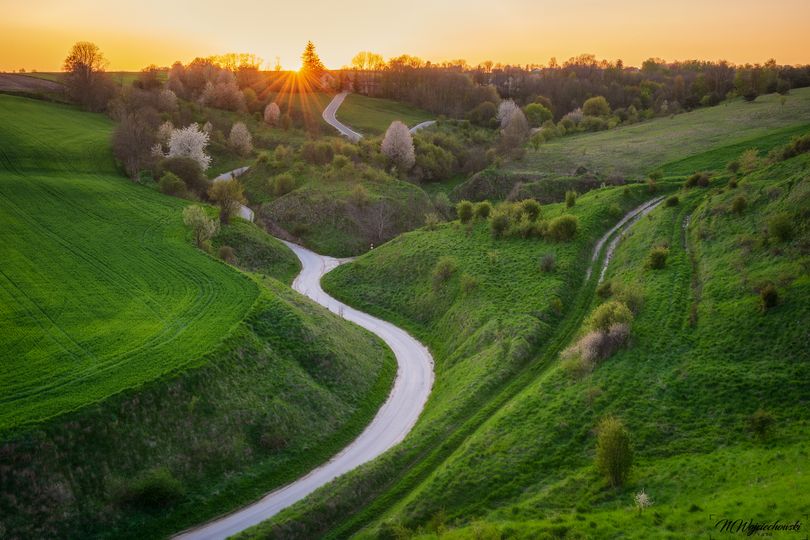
left=322, top=92, right=436, bottom=140
left=175, top=241, right=434, bottom=540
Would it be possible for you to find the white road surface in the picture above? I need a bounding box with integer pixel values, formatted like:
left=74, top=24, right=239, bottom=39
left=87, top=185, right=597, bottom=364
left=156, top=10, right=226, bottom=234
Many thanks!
left=174, top=241, right=434, bottom=540
left=322, top=92, right=435, bottom=140
left=322, top=92, right=363, bottom=142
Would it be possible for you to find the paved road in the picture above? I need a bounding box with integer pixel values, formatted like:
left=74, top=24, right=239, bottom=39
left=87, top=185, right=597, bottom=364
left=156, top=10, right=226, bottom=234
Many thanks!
left=175, top=241, right=434, bottom=540
left=409, top=120, right=436, bottom=133
left=322, top=93, right=435, bottom=140
left=213, top=167, right=253, bottom=222
left=322, top=92, right=363, bottom=142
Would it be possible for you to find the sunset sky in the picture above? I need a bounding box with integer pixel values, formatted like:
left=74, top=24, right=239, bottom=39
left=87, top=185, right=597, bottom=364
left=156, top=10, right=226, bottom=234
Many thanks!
left=2, top=0, right=809, bottom=72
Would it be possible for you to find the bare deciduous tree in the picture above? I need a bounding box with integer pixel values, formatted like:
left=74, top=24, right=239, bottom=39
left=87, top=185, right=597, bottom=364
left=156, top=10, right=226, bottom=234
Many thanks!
left=63, top=41, right=115, bottom=111
left=113, top=113, right=155, bottom=180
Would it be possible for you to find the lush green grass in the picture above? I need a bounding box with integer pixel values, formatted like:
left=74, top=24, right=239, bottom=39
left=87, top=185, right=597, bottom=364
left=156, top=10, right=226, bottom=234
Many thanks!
left=0, top=94, right=398, bottom=539
left=1, top=281, right=396, bottom=539
left=514, top=89, right=810, bottom=179
left=238, top=184, right=660, bottom=539
left=24, top=71, right=162, bottom=87
left=212, top=220, right=300, bottom=284
left=453, top=89, right=810, bottom=203
left=255, top=164, right=435, bottom=256
left=337, top=93, right=433, bottom=136
left=386, top=156, right=810, bottom=538
left=240, top=133, right=808, bottom=538
left=0, top=95, right=259, bottom=433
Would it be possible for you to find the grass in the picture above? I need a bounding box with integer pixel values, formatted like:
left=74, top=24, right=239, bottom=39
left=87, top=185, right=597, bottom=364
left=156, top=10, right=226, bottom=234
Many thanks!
left=0, top=94, right=398, bottom=539
left=336, top=93, right=433, bottom=136
left=24, top=71, right=162, bottom=87
left=237, top=184, right=660, bottom=539
left=0, top=94, right=257, bottom=433
left=239, top=127, right=809, bottom=538
left=453, top=89, right=810, bottom=203
left=389, top=156, right=810, bottom=538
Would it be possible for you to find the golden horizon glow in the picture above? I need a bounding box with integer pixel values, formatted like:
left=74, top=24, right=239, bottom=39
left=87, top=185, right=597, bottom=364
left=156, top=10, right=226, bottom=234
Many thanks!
left=2, top=0, right=810, bottom=72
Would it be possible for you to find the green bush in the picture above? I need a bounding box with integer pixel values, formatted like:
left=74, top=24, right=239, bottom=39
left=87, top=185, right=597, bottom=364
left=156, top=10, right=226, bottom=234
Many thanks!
left=565, top=190, right=577, bottom=208
left=117, top=468, right=185, bottom=511
left=727, top=160, right=741, bottom=174
left=647, top=246, right=669, bottom=269
left=456, top=200, right=474, bottom=224
left=432, top=256, right=458, bottom=289
left=747, top=409, right=776, bottom=441
left=768, top=213, right=793, bottom=242
left=301, top=141, right=334, bottom=165
left=160, top=157, right=207, bottom=195
left=760, top=283, right=779, bottom=311
left=587, top=300, right=633, bottom=332
left=780, top=133, right=810, bottom=160
left=423, top=212, right=441, bottom=230
left=685, top=171, right=710, bottom=188
left=665, top=195, right=679, bottom=207
left=350, top=184, right=369, bottom=207
left=474, top=201, right=492, bottom=219
left=731, top=195, right=748, bottom=215
left=547, top=214, right=578, bottom=242
left=332, top=154, right=350, bottom=169
left=595, top=416, right=633, bottom=487
left=539, top=253, right=556, bottom=273
left=273, top=144, right=293, bottom=166
left=596, top=280, right=613, bottom=299
left=520, top=199, right=541, bottom=221
left=460, top=273, right=480, bottom=294
left=218, top=244, right=236, bottom=264
left=490, top=210, right=510, bottom=238
left=524, top=103, right=552, bottom=127
left=583, top=96, right=611, bottom=117
left=273, top=173, right=295, bottom=196
left=158, top=171, right=188, bottom=198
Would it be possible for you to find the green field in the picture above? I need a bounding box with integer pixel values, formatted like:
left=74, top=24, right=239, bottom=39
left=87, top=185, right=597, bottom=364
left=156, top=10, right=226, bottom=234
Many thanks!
left=337, top=93, right=433, bottom=135
left=0, top=95, right=259, bottom=432
left=454, top=89, right=810, bottom=203
left=0, top=94, right=398, bottom=538
left=240, top=113, right=810, bottom=538
left=516, top=89, right=810, bottom=179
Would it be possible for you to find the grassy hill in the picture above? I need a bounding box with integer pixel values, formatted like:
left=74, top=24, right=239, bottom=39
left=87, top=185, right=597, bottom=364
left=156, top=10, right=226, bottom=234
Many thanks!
left=0, top=94, right=257, bottom=432
left=239, top=123, right=809, bottom=538
left=454, top=89, right=810, bottom=202
left=0, top=95, right=395, bottom=538
left=336, top=93, right=433, bottom=135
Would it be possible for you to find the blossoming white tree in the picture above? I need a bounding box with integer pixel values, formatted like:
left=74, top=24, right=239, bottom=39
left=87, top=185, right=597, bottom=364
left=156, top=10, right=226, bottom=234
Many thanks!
left=264, top=102, right=281, bottom=125
left=497, top=99, right=519, bottom=128
left=229, top=122, right=253, bottom=156
left=381, top=120, right=415, bottom=171
left=168, top=123, right=211, bottom=171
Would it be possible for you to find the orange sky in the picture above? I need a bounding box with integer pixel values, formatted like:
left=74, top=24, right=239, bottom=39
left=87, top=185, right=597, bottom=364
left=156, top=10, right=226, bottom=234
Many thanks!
left=2, top=0, right=809, bottom=72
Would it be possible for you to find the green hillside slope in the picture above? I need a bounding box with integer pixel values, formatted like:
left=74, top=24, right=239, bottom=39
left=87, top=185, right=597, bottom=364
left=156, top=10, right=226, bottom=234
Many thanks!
left=337, top=94, right=433, bottom=135
left=0, top=95, right=257, bottom=432
left=0, top=95, right=395, bottom=538
left=239, top=127, right=809, bottom=538
left=454, top=89, right=810, bottom=202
